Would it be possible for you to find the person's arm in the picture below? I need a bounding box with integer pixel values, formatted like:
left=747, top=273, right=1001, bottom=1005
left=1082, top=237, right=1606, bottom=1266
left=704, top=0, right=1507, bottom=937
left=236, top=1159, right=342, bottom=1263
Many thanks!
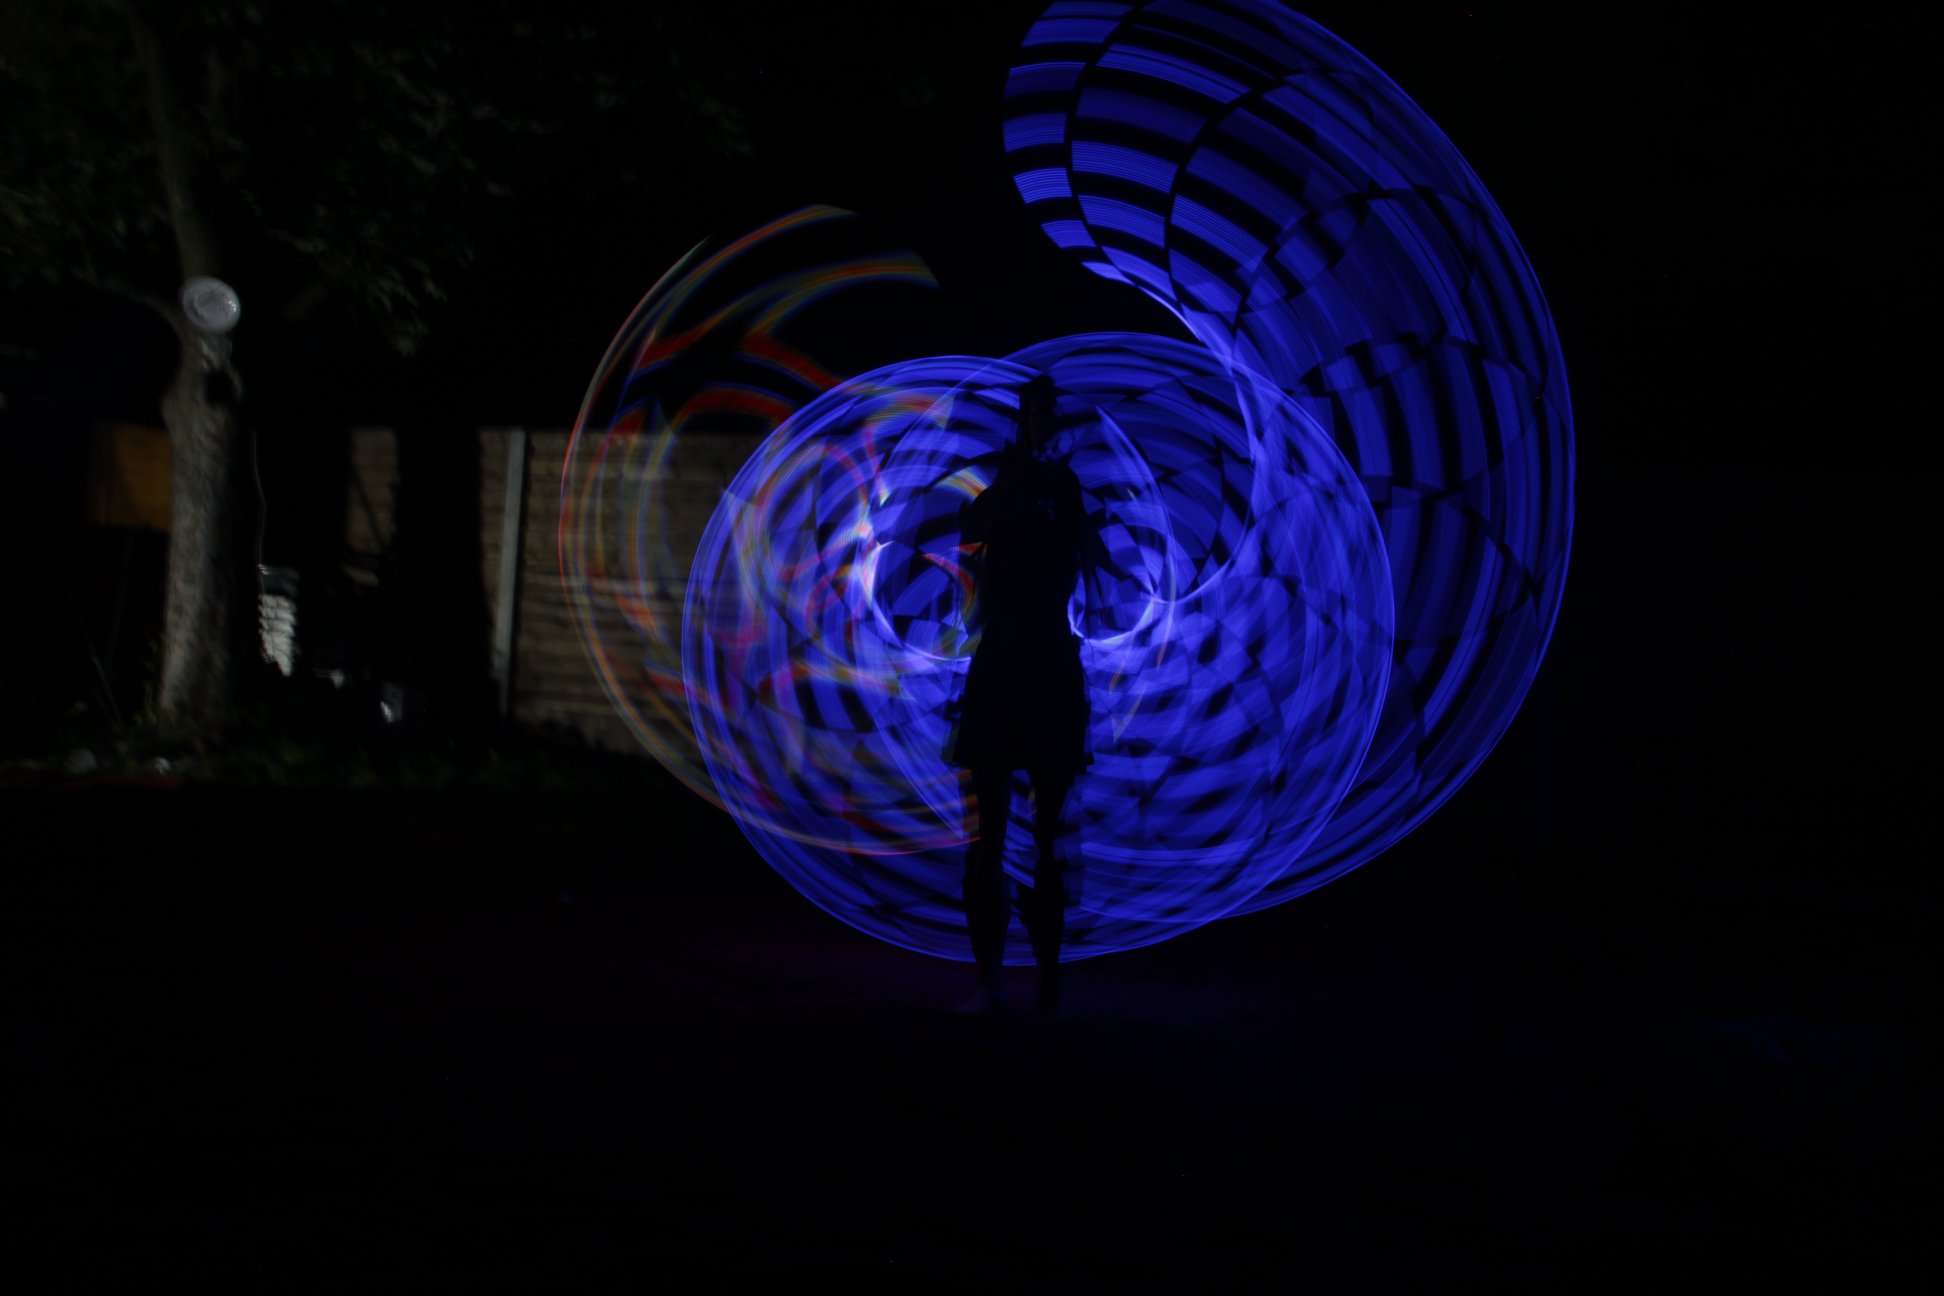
left=960, top=484, right=993, bottom=548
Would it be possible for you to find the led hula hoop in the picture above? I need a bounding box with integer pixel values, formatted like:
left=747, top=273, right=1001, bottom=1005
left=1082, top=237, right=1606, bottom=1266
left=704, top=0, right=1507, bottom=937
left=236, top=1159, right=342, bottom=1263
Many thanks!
left=561, top=1, right=1573, bottom=962
left=560, top=208, right=940, bottom=809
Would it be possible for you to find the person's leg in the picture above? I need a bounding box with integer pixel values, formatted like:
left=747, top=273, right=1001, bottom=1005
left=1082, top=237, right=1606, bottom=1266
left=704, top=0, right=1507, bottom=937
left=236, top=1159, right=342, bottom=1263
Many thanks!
left=1019, top=766, right=1073, bottom=1017
left=960, top=766, right=1013, bottom=1012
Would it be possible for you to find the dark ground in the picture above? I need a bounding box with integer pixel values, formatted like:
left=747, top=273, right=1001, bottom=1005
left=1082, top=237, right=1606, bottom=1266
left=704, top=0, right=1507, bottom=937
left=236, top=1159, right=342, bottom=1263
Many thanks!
left=5, top=737, right=1931, bottom=1288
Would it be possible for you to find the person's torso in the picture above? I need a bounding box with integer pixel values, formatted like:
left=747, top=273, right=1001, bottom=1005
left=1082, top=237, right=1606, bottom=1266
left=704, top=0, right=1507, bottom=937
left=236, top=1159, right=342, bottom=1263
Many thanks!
left=979, top=460, right=1083, bottom=649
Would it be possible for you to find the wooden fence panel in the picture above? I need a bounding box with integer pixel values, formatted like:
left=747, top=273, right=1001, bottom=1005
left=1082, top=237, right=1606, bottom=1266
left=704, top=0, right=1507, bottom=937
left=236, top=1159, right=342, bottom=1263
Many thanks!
left=502, top=429, right=763, bottom=753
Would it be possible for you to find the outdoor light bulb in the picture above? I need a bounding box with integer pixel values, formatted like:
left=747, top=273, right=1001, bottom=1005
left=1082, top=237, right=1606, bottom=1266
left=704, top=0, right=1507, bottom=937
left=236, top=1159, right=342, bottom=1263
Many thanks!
left=180, top=276, right=241, bottom=334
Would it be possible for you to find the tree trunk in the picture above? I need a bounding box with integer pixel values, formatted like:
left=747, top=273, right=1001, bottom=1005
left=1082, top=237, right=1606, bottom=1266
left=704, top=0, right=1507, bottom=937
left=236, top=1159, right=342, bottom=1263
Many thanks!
left=156, top=330, right=243, bottom=733
left=129, top=1, right=244, bottom=738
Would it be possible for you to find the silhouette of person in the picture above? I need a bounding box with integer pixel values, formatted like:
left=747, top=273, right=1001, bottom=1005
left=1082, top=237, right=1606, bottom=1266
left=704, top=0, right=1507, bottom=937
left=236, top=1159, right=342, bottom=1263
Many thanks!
left=950, top=374, right=1095, bottom=1017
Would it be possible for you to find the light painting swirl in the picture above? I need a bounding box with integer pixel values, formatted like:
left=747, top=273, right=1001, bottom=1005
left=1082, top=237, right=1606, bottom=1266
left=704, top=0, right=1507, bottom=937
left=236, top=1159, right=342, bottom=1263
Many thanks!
left=683, top=338, right=1392, bottom=958
left=1003, top=0, right=1575, bottom=908
left=559, top=207, right=938, bottom=811
left=561, top=0, right=1573, bottom=963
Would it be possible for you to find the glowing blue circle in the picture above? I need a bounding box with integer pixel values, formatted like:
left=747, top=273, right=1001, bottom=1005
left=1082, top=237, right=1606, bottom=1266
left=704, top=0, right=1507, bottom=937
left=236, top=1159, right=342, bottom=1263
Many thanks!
left=1003, top=0, right=1575, bottom=906
left=574, top=1, right=1575, bottom=962
left=684, top=337, right=1393, bottom=960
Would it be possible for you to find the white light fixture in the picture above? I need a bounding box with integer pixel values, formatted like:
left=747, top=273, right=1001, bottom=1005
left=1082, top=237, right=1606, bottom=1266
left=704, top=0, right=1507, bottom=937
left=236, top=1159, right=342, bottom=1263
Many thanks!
left=179, top=275, right=241, bottom=334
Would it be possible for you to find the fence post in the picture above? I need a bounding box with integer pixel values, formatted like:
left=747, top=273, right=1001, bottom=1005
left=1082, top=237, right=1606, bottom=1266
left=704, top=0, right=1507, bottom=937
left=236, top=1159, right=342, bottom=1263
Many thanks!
left=491, top=426, right=529, bottom=720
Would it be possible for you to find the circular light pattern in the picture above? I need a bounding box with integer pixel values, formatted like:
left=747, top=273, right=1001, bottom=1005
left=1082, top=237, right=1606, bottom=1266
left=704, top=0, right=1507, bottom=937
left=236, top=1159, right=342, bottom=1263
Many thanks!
left=563, top=0, right=1573, bottom=963
left=684, top=337, right=1391, bottom=959
left=1003, top=0, right=1575, bottom=908
left=559, top=207, right=938, bottom=811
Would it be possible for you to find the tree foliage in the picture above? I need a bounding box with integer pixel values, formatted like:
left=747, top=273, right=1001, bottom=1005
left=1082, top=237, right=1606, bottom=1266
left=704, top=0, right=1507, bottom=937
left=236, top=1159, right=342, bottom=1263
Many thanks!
left=1, top=0, right=754, bottom=353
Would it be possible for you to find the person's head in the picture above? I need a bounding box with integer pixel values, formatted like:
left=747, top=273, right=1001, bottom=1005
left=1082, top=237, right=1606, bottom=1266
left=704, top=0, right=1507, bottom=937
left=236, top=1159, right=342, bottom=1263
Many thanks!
left=1016, top=374, right=1058, bottom=458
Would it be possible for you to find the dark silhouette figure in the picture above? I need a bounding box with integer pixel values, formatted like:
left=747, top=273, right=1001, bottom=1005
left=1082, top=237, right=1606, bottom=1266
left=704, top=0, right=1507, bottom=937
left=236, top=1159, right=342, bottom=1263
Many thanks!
left=951, top=375, right=1095, bottom=1018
